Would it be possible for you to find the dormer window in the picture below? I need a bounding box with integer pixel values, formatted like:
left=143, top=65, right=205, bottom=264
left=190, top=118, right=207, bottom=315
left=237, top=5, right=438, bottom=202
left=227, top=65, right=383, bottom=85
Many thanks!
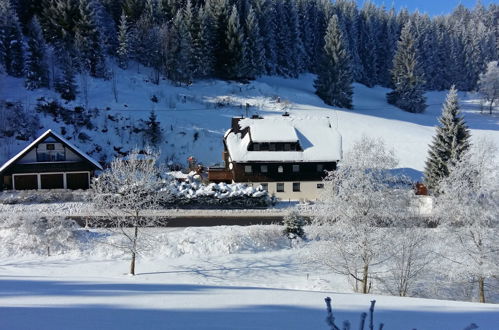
left=278, top=165, right=283, bottom=173
left=253, top=143, right=260, bottom=151
left=284, top=143, right=291, bottom=151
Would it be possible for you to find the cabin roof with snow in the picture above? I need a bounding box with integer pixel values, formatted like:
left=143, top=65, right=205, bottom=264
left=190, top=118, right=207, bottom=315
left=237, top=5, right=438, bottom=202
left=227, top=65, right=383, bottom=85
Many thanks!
left=225, top=116, right=342, bottom=163
left=0, top=129, right=103, bottom=175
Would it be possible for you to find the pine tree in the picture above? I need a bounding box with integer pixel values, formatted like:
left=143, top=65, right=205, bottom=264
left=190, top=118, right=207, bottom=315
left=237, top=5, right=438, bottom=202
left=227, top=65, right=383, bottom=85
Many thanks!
left=0, top=0, right=24, bottom=77
left=194, top=6, right=215, bottom=78
left=242, top=5, right=264, bottom=79
left=55, top=52, right=77, bottom=100
left=314, top=15, right=353, bottom=109
left=225, top=5, right=245, bottom=80
left=144, top=110, right=161, bottom=147
left=424, top=86, right=470, bottom=193
left=117, top=12, right=130, bottom=69
left=75, top=0, right=107, bottom=78
left=387, top=22, right=427, bottom=113
left=25, top=16, right=50, bottom=90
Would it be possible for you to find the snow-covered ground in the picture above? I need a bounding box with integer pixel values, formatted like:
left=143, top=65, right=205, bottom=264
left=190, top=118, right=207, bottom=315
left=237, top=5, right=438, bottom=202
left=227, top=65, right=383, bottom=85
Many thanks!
left=1, top=67, right=498, bottom=178
left=1, top=226, right=499, bottom=330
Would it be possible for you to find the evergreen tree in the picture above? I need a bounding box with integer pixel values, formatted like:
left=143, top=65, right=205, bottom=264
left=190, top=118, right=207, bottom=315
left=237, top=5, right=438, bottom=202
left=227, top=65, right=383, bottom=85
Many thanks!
left=424, top=86, right=470, bottom=193
left=116, top=12, right=130, bottom=69
left=55, top=52, right=77, bottom=100
left=25, top=16, right=50, bottom=89
left=387, top=22, right=426, bottom=113
left=75, top=0, right=107, bottom=78
left=194, top=6, right=215, bottom=77
left=242, top=5, right=264, bottom=79
left=144, top=109, right=161, bottom=147
left=314, top=15, right=353, bottom=109
left=0, top=0, right=24, bottom=77
left=224, top=5, right=245, bottom=80
left=166, top=10, right=194, bottom=85
left=358, top=2, right=379, bottom=87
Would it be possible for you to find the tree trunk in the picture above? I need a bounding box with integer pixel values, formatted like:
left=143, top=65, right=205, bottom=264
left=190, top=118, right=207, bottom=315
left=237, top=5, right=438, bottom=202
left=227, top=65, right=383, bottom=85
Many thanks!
left=130, top=225, right=138, bottom=275
left=363, top=264, right=369, bottom=294
left=478, top=277, right=485, bottom=303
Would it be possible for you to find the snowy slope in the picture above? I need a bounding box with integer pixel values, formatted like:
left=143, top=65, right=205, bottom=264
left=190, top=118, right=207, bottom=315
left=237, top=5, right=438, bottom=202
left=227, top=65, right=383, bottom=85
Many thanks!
left=1, top=66, right=498, bottom=178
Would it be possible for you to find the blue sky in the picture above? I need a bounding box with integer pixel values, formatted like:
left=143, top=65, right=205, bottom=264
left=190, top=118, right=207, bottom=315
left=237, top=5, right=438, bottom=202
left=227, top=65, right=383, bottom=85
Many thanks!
left=356, top=0, right=496, bottom=16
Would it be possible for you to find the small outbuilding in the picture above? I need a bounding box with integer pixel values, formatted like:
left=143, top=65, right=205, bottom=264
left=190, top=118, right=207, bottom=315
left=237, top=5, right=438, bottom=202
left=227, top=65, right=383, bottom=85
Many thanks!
left=0, top=129, right=103, bottom=191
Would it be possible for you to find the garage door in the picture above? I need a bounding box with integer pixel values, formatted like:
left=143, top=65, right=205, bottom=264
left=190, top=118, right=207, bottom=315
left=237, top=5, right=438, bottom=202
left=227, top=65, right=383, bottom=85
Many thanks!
left=14, top=175, right=38, bottom=190
left=67, top=173, right=89, bottom=190
left=40, top=174, right=64, bottom=189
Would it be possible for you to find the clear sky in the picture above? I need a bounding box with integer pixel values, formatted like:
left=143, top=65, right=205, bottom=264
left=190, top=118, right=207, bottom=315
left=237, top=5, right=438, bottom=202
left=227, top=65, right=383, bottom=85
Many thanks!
left=356, top=0, right=497, bottom=16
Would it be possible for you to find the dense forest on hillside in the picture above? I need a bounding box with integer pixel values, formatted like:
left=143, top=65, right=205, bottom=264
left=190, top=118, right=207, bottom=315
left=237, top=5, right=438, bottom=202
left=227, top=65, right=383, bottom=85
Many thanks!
left=0, top=0, right=498, bottom=98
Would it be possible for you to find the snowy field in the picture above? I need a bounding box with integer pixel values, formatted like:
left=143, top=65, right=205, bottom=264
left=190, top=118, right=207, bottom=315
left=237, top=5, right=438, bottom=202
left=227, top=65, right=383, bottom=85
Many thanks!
left=1, top=225, right=499, bottom=330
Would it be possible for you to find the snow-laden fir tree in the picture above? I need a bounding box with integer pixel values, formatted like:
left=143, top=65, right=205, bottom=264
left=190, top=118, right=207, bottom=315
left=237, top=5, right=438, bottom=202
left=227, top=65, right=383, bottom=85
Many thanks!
left=75, top=0, right=107, bottom=78
left=25, top=16, right=50, bottom=90
left=478, top=61, right=499, bottom=114
left=144, top=109, right=161, bottom=148
left=55, top=52, right=77, bottom=101
left=387, top=22, right=427, bottom=113
left=0, top=0, right=24, bottom=77
left=166, top=10, right=194, bottom=85
left=224, top=5, right=245, bottom=80
left=116, top=12, right=130, bottom=69
left=194, top=6, right=215, bottom=78
left=242, top=5, right=264, bottom=79
left=314, top=15, right=353, bottom=109
left=424, top=86, right=470, bottom=193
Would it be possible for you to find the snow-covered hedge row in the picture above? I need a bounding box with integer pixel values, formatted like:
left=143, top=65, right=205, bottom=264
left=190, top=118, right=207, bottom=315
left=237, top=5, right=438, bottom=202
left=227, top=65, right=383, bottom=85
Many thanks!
left=159, top=173, right=273, bottom=208
left=0, top=190, right=90, bottom=204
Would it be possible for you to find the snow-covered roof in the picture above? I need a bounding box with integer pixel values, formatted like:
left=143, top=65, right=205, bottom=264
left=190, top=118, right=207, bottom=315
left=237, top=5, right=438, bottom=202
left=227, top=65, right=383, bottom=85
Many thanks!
left=250, top=121, right=298, bottom=143
left=0, top=129, right=103, bottom=174
left=225, top=116, right=342, bottom=163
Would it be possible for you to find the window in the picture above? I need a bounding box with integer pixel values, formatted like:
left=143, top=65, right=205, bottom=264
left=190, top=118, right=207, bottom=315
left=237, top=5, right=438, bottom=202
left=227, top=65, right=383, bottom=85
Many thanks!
left=269, top=144, right=276, bottom=151
left=293, top=182, right=300, bottom=192
left=253, top=143, right=260, bottom=151
left=260, top=165, right=268, bottom=173
left=317, top=183, right=324, bottom=189
left=276, top=182, right=284, bottom=192
left=292, top=165, right=300, bottom=172
left=46, top=144, right=55, bottom=150
left=284, top=143, right=291, bottom=151
left=261, top=183, right=268, bottom=191
left=317, top=164, right=324, bottom=172
left=244, top=165, right=252, bottom=173
left=278, top=165, right=284, bottom=173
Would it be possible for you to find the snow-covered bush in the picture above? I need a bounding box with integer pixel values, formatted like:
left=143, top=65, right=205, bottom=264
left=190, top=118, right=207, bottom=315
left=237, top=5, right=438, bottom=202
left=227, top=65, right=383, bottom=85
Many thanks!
left=282, top=210, right=306, bottom=241
left=0, top=214, right=80, bottom=256
left=159, top=172, right=272, bottom=208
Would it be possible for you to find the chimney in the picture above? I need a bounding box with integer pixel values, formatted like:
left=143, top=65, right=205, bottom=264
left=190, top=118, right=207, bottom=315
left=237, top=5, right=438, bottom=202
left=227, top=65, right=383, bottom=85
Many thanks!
left=231, top=117, right=244, bottom=133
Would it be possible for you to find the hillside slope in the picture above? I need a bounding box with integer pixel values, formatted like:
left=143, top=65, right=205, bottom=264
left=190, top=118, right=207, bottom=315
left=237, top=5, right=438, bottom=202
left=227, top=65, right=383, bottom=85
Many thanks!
left=1, top=66, right=498, bottom=177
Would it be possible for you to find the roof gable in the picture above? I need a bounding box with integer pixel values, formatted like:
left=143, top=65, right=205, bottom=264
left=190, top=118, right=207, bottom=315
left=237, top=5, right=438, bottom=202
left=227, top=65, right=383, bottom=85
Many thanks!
left=0, top=129, right=103, bottom=174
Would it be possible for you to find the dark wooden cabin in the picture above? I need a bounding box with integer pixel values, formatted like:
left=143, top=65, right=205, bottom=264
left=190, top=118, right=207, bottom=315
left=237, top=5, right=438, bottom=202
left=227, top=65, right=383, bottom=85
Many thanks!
left=0, top=129, right=103, bottom=190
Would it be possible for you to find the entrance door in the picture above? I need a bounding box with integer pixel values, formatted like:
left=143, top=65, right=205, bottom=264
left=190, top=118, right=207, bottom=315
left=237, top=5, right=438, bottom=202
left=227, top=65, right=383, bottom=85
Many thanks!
left=13, top=175, right=38, bottom=190
left=66, top=172, right=90, bottom=190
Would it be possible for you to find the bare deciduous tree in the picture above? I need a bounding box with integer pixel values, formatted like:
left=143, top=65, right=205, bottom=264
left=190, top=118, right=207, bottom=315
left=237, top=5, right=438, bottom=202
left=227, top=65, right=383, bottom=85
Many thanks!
left=91, top=149, right=172, bottom=275
left=436, top=139, right=499, bottom=303
left=478, top=61, right=499, bottom=115
left=312, top=136, right=412, bottom=294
